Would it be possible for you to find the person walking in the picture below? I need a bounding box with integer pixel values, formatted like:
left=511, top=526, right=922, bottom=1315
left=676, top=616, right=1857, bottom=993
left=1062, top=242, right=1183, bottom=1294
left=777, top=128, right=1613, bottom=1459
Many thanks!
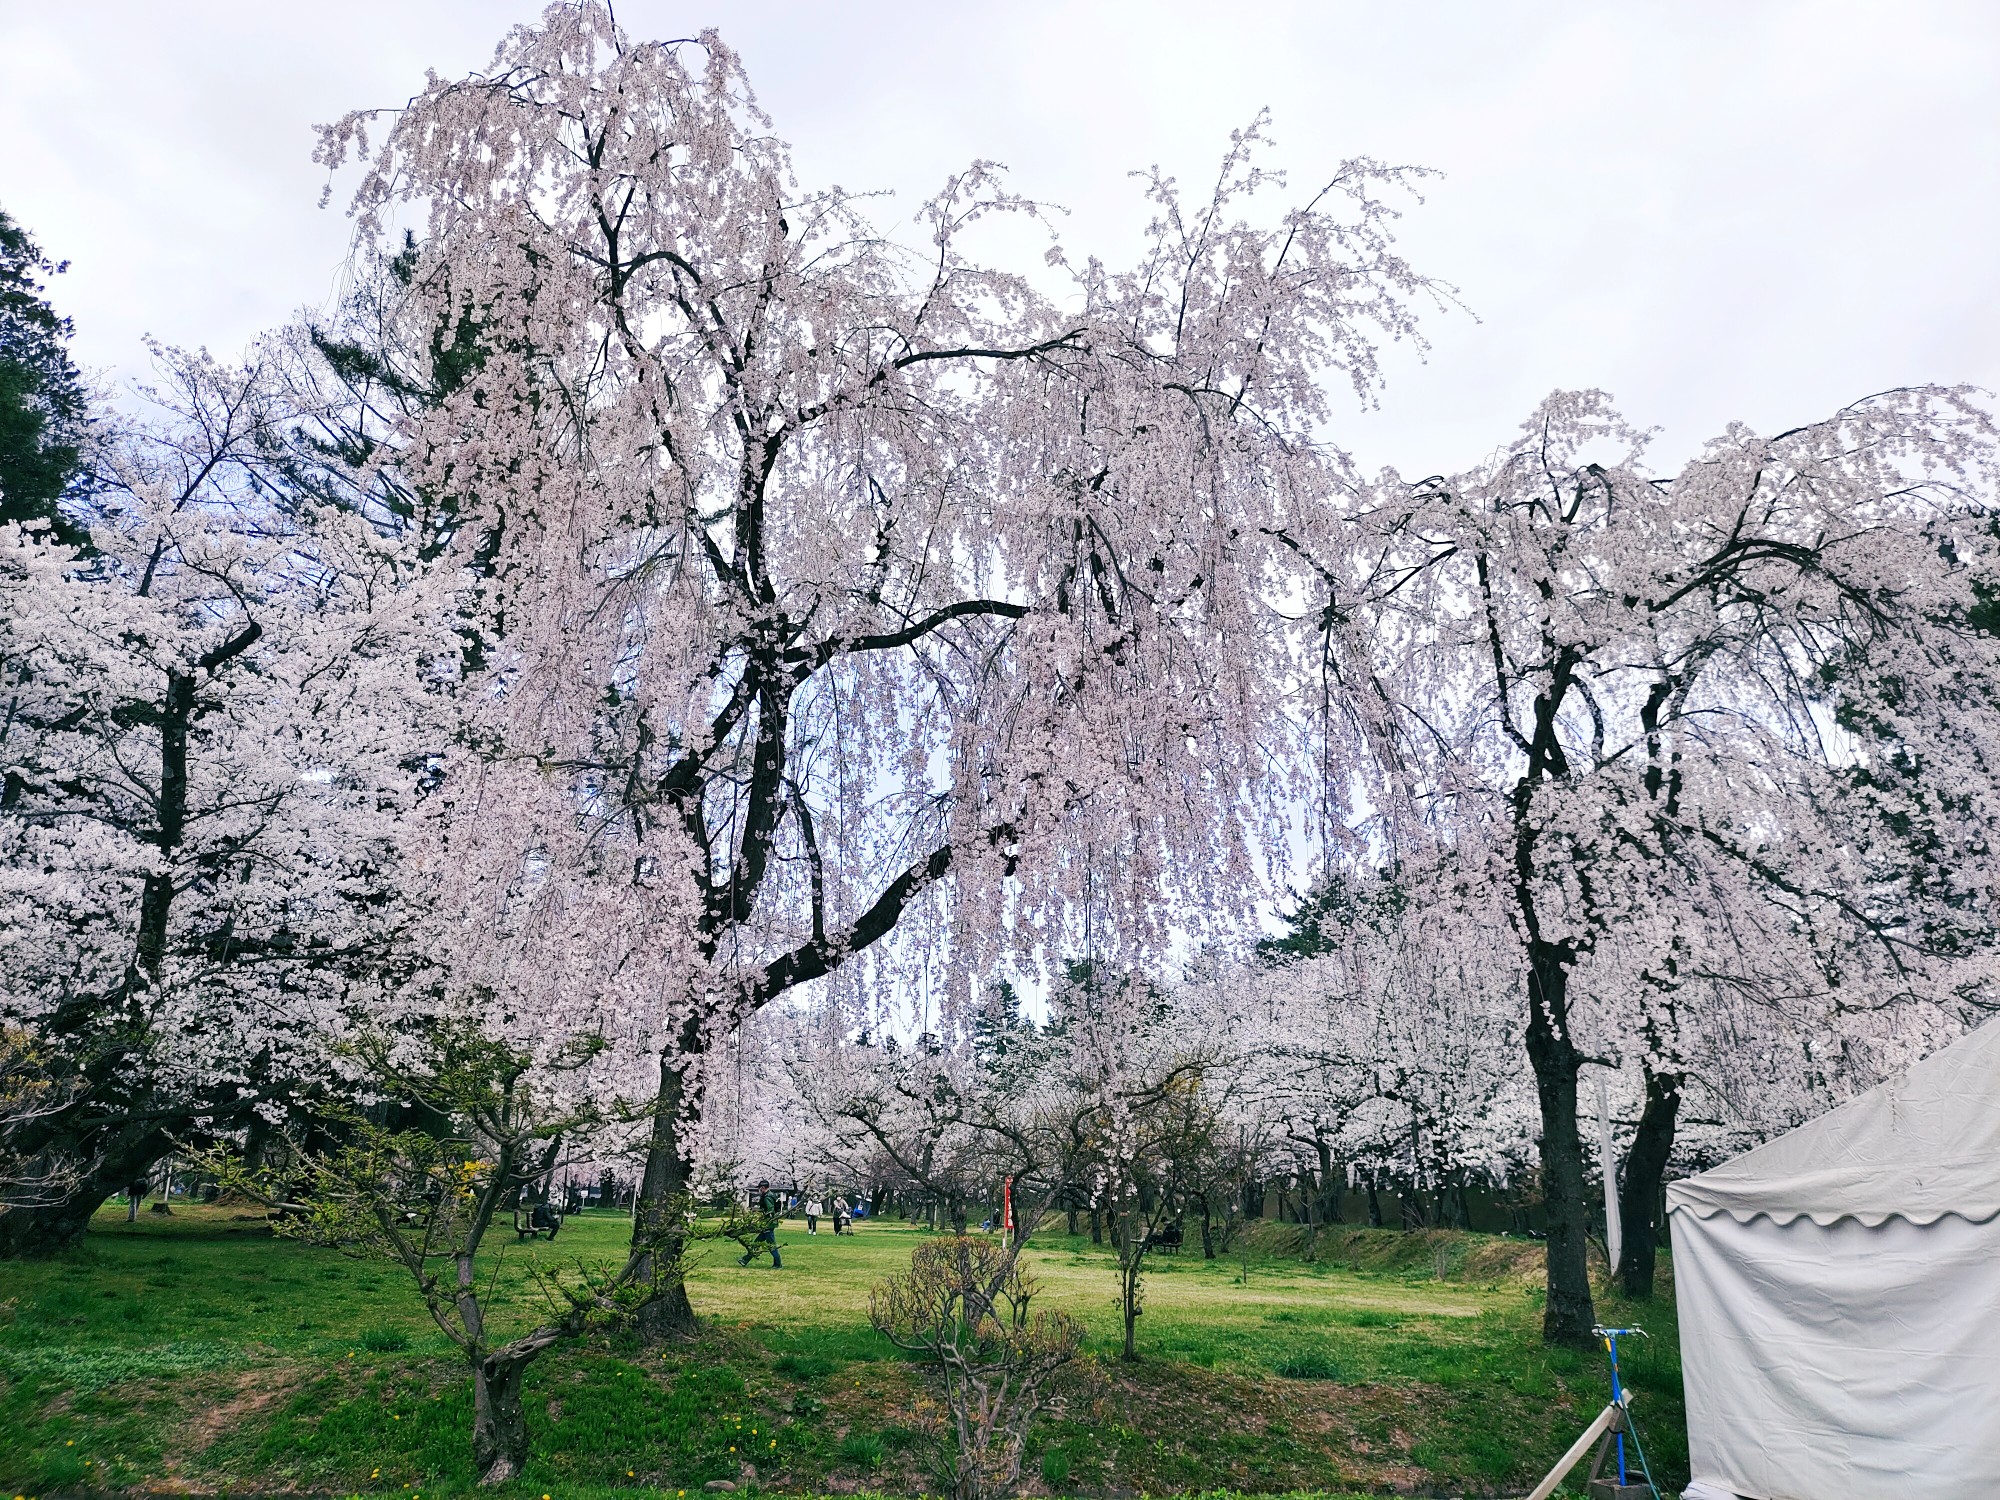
left=740, top=1180, right=783, bottom=1268
left=804, top=1193, right=822, bottom=1234
left=833, top=1193, right=851, bottom=1235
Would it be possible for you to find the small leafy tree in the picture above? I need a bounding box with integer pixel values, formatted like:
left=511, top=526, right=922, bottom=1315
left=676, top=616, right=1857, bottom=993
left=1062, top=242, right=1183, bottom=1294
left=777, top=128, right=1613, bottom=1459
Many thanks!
left=224, top=1023, right=689, bottom=1486
left=1098, top=1067, right=1215, bottom=1363
left=870, top=1236, right=1081, bottom=1500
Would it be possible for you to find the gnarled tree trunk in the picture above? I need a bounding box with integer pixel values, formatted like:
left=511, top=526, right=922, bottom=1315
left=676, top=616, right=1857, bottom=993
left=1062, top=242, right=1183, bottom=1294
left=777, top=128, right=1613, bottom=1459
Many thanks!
left=0, top=1125, right=171, bottom=1257
left=1615, top=1064, right=1682, bottom=1299
left=471, top=1351, right=533, bottom=1485
left=1524, top=940, right=1597, bottom=1345
left=632, top=1052, right=697, bottom=1340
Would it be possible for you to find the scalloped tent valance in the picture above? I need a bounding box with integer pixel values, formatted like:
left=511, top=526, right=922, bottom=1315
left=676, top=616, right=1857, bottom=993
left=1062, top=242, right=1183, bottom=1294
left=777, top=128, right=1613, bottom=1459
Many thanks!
left=1667, top=1014, right=2000, bottom=1228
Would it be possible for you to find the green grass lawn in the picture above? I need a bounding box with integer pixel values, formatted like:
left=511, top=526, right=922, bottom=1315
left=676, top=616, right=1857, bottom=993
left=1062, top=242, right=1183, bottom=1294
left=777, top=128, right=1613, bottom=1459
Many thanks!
left=0, top=1204, right=1686, bottom=1498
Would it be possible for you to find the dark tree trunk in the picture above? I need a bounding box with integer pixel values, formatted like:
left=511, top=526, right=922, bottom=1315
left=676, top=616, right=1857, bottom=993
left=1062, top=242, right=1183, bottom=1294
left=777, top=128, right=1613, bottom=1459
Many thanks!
left=1315, top=1140, right=1343, bottom=1225
left=0, top=1177, right=108, bottom=1256
left=1199, top=1195, right=1216, bottom=1259
left=1616, top=1064, right=1682, bottom=1299
left=127, top=668, right=194, bottom=987
left=1398, top=1187, right=1425, bottom=1231
left=1524, top=940, right=1597, bottom=1345
left=1366, top=1177, right=1382, bottom=1228
left=1, top=650, right=235, bottom=1258
left=1066, top=1199, right=1079, bottom=1236
left=632, top=1052, right=697, bottom=1340
left=242, top=1108, right=273, bottom=1174
left=471, top=1351, right=533, bottom=1485
left=1089, top=1205, right=1102, bottom=1244
left=2, top=670, right=197, bottom=1260
left=0, top=1126, right=172, bottom=1257
left=1117, top=1227, right=1143, bottom=1361
left=1434, top=1181, right=1471, bottom=1231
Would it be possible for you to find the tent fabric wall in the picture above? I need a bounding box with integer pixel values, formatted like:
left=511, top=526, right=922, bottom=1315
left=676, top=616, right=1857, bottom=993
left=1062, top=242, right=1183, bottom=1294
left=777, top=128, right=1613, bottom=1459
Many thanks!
left=1674, top=1209, right=2000, bottom=1499
left=1669, top=1018, right=2000, bottom=1500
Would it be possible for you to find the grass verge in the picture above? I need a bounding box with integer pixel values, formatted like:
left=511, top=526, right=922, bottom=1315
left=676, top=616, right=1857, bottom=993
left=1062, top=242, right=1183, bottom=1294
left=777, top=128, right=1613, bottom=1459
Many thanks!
left=0, top=1205, right=1684, bottom=1497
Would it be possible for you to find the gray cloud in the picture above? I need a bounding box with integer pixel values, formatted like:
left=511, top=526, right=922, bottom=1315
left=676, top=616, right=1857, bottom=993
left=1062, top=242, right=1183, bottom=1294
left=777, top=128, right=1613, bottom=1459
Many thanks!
left=4, top=0, right=1993, bottom=473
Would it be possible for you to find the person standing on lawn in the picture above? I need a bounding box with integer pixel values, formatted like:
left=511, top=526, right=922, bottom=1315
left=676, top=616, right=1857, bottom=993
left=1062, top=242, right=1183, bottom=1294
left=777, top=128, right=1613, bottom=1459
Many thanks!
left=741, top=1180, right=783, bottom=1267
left=804, top=1193, right=822, bottom=1234
left=833, top=1193, right=851, bottom=1235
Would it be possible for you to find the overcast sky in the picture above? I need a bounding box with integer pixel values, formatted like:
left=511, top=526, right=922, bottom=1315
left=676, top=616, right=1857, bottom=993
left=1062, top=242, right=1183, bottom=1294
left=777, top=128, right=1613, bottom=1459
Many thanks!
left=3, top=1, right=1995, bottom=476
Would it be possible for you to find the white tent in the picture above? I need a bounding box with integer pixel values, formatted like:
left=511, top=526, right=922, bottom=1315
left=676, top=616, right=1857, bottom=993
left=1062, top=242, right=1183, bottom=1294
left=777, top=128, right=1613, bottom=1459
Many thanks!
left=1668, top=1017, right=2000, bottom=1500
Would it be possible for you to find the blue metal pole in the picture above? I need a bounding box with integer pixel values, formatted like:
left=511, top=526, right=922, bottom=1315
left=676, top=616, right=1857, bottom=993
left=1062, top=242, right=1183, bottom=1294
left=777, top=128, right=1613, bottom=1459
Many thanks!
left=1606, top=1332, right=1628, bottom=1485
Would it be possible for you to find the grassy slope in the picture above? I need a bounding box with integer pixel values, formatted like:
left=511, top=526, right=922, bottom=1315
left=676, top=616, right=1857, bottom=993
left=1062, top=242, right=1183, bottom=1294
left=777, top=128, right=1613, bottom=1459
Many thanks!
left=0, top=1206, right=1685, bottom=1498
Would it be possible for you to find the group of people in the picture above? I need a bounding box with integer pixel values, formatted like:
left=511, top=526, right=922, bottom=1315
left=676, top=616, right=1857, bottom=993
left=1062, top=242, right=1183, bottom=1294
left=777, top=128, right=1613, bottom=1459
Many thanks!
left=800, top=1191, right=854, bottom=1236
left=738, top=1181, right=858, bottom=1269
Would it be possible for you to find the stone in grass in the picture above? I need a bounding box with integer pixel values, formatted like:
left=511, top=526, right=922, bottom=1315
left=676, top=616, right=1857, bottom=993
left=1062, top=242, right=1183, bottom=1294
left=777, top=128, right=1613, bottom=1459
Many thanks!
left=703, top=1482, right=736, bottom=1493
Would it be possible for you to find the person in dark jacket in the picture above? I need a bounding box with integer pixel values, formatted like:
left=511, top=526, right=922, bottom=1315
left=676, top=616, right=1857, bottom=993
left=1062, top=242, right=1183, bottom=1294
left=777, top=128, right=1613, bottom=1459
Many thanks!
left=741, top=1180, right=783, bottom=1268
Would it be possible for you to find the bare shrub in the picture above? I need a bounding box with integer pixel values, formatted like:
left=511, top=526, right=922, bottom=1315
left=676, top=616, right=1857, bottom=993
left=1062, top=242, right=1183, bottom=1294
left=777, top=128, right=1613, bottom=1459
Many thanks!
left=870, top=1236, right=1081, bottom=1500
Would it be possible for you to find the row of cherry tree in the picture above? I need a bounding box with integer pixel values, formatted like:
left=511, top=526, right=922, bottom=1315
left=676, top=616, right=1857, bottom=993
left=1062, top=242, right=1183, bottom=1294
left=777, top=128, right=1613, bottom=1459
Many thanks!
left=5, top=1, right=1999, bottom=1355
left=719, top=821, right=1966, bottom=1329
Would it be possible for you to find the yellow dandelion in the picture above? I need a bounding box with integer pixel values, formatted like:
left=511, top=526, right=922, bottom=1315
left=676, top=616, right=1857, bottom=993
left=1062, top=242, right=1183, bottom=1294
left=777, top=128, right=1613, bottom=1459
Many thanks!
left=769, top=1440, right=776, bottom=1449
left=728, top=1445, right=736, bottom=1453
